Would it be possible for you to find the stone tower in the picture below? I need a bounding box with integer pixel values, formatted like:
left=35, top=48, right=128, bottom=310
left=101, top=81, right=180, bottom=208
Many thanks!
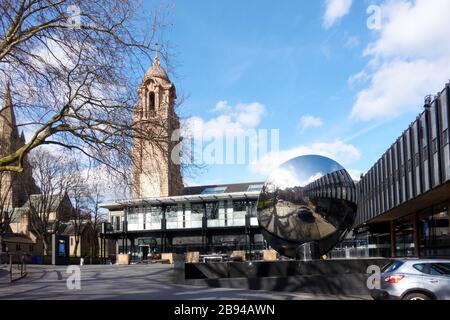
left=0, top=83, right=38, bottom=208
left=131, top=56, right=183, bottom=198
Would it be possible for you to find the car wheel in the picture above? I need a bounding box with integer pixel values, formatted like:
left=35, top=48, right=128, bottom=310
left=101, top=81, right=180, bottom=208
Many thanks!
left=402, top=293, right=432, bottom=301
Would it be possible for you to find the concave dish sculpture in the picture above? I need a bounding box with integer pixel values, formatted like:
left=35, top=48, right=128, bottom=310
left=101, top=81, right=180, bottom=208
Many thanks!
left=257, top=155, right=357, bottom=258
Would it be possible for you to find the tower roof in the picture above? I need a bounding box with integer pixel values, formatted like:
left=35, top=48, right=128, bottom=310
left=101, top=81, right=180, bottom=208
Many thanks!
left=0, top=81, right=19, bottom=147
left=143, top=56, right=170, bottom=83
left=0, top=81, right=17, bottom=130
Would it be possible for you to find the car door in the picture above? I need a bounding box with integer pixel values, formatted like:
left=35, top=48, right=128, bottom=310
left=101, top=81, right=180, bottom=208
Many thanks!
left=421, top=263, right=450, bottom=300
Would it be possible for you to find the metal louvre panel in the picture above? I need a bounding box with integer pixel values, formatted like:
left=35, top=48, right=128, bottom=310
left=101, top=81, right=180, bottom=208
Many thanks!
left=393, top=142, right=400, bottom=207
left=372, top=166, right=377, bottom=217
left=381, top=156, right=386, bottom=212
left=325, top=174, right=332, bottom=198
left=322, top=177, right=326, bottom=198
left=335, top=171, right=342, bottom=199
left=412, top=120, right=422, bottom=197
left=330, top=172, right=337, bottom=198
left=405, top=129, right=414, bottom=200
left=420, top=112, right=431, bottom=192
left=399, top=136, right=406, bottom=204
left=439, top=85, right=450, bottom=182
left=317, top=178, right=322, bottom=198
left=377, top=160, right=383, bottom=214
left=388, top=148, right=395, bottom=210
left=361, top=176, right=369, bottom=221
left=367, top=173, right=370, bottom=222
left=326, top=173, right=332, bottom=198
left=429, top=100, right=441, bottom=187
left=360, top=176, right=365, bottom=224
left=370, top=168, right=374, bottom=219
left=383, top=154, right=390, bottom=211
left=376, top=163, right=381, bottom=216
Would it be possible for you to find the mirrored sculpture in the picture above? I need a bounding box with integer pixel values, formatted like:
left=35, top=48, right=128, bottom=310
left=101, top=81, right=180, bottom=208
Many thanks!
left=257, top=155, right=357, bottom=259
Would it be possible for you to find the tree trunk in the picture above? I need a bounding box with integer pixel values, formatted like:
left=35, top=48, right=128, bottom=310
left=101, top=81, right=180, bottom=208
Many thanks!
left=74, top=239, right=80, bottom=257
left=0, top=234, right=4, bottom=255
left=43, top=238, right=50, bottom=256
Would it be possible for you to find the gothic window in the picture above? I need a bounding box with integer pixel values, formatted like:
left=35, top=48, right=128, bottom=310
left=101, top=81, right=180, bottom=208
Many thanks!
left=148, top=91, right=155, bottom=111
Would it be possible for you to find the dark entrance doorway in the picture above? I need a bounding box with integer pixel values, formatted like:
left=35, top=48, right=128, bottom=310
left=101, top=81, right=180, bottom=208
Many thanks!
left=142, top=246, right=149, bottom=261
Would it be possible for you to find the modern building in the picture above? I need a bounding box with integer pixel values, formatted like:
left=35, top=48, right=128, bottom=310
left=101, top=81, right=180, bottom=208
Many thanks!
left=101, top=54, right=449, bottom=260
left=354, top=81, right=450, bottom=258
left=100, top=182, right=265, bottom=260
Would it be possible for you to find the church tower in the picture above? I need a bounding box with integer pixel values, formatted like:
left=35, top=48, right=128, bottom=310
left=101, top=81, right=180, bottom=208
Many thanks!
left=0, top=82, right=38, bottom=208
left=131, top=56, right=183, bottom=198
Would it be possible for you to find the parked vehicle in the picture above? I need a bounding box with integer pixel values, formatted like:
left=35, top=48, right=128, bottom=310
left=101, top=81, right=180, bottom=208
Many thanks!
left=371, top=259, right=450, bottom=300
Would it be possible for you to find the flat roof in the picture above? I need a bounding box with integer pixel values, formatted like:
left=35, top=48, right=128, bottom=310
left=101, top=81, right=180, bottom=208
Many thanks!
left=100, top=191, right=261, bottom=210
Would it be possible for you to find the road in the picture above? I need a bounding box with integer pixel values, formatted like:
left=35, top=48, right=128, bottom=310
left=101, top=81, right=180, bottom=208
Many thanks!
left=0, top=264, right=370, bottom=300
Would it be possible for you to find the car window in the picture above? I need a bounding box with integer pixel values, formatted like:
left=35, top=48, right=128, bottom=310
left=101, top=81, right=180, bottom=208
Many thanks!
left=413, top=264, right=427, bottom=274
left=383, top=261, right=404, bottom=273
left=431, top=263, right=450, bottom=276
left=413, top=263, right=450, bottom=276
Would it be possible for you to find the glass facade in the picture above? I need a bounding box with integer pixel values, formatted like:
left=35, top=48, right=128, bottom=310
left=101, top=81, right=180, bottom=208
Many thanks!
left=419, top=203, right=450, bottom=257
left=395, top=215, right=415, bottom=258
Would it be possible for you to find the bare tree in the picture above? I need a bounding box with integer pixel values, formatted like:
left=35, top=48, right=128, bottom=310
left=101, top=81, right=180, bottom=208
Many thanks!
left=87, top=180, right=106, bottom=258
left=0, top=171, right=13, bottom=253
left=26, top=149, right=75, bottom=255
left=67, top=166, right=90, bottom=257
left=0, top=0, right=175, bottom=187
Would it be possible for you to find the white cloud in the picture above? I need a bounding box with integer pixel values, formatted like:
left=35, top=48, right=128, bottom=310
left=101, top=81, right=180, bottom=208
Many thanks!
left=267, top=167, right=324, bottom=190
left=184, top=101, right=266, bottom=139
left=346, top=169, right=363, bottom=181
left=250, top=140, right=361, bottom=177
left=323, top=0, right=353, bottom=29
left=350, top=0, right=450, bottom=121
left=298, top=115, right=324, bottom=133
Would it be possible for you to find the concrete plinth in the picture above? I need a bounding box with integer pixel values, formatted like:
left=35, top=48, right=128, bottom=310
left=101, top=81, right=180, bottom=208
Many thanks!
left=175, top=258, right=392, bottom=296
left=161, top=253, right=174, bottom=264
left=263, top=249, right=278, bottom=261
left=230, top=251, right=246, bottom=262
left=185, top=252, right=200, bottom=263
left=117, top=254, right=130, bottom=265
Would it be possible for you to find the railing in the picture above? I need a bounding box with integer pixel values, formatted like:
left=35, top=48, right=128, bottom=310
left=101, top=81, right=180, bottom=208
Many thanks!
left=0, top=253, right=28, bottom=283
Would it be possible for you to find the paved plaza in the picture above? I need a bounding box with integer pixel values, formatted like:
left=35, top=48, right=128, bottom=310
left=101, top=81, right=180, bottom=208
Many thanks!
left=0, top=264, right=370, bottom=300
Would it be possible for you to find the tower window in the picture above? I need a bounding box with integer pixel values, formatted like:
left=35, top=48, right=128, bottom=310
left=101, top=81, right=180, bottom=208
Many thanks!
left=148, top=92, right=155, bottom=111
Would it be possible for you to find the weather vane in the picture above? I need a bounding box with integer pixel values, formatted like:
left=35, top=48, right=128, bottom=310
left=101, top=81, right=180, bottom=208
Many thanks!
left=154, top=42, right=160, bottom=60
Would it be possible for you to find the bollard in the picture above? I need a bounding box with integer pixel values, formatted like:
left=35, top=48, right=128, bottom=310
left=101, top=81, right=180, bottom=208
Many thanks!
left=9, top=255, right=12, bottom=283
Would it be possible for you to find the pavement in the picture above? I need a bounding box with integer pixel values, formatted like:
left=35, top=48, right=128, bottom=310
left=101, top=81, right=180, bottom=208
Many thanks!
left=0, top=264, right=371, bottom=300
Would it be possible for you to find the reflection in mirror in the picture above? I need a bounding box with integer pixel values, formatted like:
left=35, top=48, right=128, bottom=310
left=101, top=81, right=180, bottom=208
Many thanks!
left=257, top=155, right=357, bottom=258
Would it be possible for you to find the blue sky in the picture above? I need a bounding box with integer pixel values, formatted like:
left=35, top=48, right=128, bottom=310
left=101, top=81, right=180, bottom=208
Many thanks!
left=142, top=0, right=450, bottom=186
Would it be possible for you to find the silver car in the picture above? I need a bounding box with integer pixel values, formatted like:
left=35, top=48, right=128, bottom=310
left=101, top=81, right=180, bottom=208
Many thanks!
left=370, top=259, right=450, bottom=300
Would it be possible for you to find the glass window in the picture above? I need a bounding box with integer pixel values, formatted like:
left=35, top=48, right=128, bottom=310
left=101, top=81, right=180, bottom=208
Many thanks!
left=165, top=205, right=178, bottom=220
left=128, top=213, right=139, bottom=224
left=413, top=264, right=426, bottom=274
left=204, top=202, right=219, bottom=219
left=431, top=263, right=450, bottom=275
left=395, top=215, right=415, bottom=257
left=233, top=200, right=247, bottom=212
left=382, top=261, right=404, bottom=273
left=414, top=263, right=450, bottom=276
left=149, top=92, right=155, bottom=110
left=201, top=187, right=227, bottom=194
left=191, top=203, right=204, bottom=214
left=247, top=184, right=264, bottom=192
left=419, top=204, right=450, bottom=257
